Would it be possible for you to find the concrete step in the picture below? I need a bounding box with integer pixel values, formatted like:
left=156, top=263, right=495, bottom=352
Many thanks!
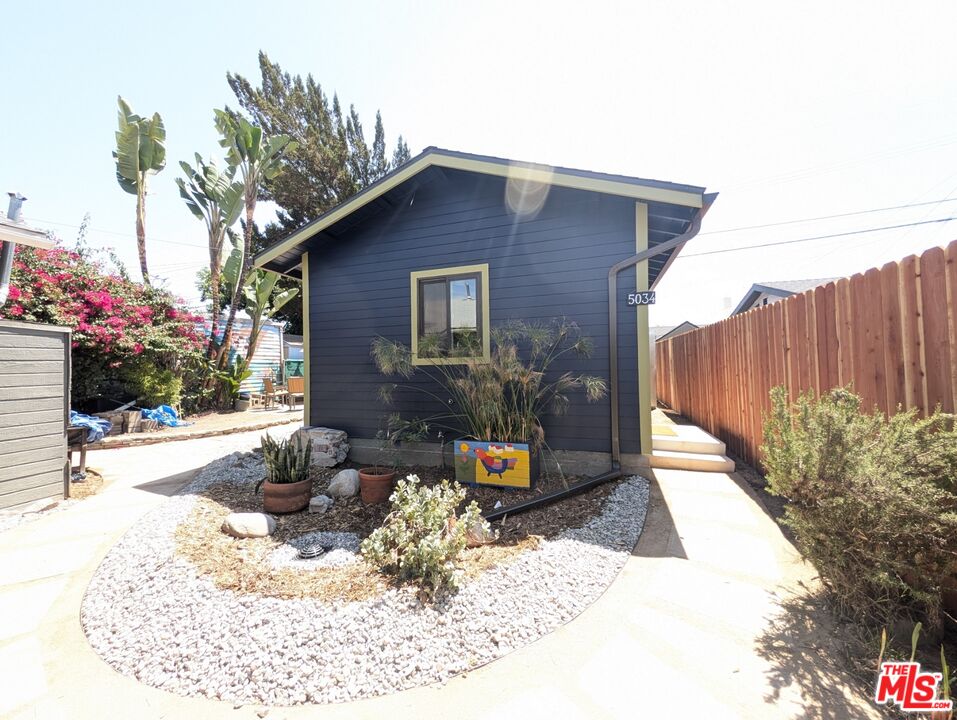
left=651, top=424, right=727, bottom=456
left=650, top=449, right=736, bottom=473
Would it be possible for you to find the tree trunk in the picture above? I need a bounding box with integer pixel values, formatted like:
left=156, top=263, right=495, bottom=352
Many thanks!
left=216, top=192, right=257, bottom=371
left=244, top=318, right=262, bottom=365
left=136, top=186, right=150, bottom=286
left=207, top=260, right=221, bottom=359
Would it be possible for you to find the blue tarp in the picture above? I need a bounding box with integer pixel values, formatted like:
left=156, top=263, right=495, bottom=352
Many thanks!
left=141, top=404, right=191, bottom=428
left=69, top=411, right=112, bottom=442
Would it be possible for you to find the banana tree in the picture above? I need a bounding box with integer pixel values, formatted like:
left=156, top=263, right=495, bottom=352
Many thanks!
left=243, top=269, right=299, bottom=364
left=113, top=96, right=166, bottom=286
left=175, top=154, right=243, bottom=355
left=213, top=110, right=296, bottom=368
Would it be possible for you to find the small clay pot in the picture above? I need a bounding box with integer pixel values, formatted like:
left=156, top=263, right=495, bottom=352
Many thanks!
left=262, top=478, right=311, bottom=513
left=358, top=468, right=396, bottom=504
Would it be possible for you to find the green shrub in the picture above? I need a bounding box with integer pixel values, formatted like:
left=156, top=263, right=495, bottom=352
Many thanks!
left=762, top=386, right=957, bottom=631
left=361, top=475, right=490, bottom=597
left=256, top=432, right=312, bottom=491
left=121, top=362, right=184, bottom=408
left=372, top=318, right=606, bottom=452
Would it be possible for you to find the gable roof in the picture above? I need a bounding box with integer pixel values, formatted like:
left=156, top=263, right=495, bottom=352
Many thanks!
left=653, top=321, right=699, bottom=341
left=731, top=278, right=840, bottom=316
left=253, top=147, right=709, bottom=281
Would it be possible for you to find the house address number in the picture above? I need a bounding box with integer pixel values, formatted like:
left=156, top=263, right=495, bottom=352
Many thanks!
left=627, top=291, right=656, bottom=306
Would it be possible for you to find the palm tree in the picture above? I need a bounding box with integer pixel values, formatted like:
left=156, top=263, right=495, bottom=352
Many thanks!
left=213, top=110, right=295, bottom=367
left=243, top=269, right=299, bottom=364
left=175, top=154, right=244, bottom=356
left=113, top=96, right=166, bottom=285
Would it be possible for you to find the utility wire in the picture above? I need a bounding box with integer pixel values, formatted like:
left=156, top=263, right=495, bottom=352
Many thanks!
left=698, top=197, right=957, bottom=236
left=679, top=216, right=957, bottom=259
left=31, top=217, right=207, bottom=248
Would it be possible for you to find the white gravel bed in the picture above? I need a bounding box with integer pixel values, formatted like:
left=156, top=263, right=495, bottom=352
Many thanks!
left=267, top=531, right=361, bottom=570
left=81, top=451, right=649, bottom=706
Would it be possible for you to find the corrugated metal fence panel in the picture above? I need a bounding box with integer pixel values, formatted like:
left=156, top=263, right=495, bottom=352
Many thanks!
left=0, top=320, right=70, bottom=509
left=656, top=238, right=957, bottom=468
left=235, top=323, right=283, bottom=394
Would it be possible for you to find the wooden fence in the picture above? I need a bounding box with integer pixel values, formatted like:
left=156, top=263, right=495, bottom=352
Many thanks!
left=656, top=239, right=957, bottom=468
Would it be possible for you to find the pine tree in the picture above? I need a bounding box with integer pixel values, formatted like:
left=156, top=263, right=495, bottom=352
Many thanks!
left=226, top=51, right=410, bottom=232
left=225, top=52, right=411, bottom=334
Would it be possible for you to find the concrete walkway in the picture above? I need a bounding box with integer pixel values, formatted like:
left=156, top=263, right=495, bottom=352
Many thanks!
left=0, top=431, right=881, bottom=720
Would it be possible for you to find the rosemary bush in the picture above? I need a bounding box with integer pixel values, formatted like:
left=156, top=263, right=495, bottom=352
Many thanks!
left=360, top=475, right=489, bottom=596
left=256, top=432, right=312, bottom=491
left=762, top=386, right=957, bottom=631
left=371, top=318, right=606, bottom=452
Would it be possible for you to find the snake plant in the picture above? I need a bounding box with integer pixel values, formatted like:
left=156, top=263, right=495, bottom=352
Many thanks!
left=256, top=432, right=311, bottom=492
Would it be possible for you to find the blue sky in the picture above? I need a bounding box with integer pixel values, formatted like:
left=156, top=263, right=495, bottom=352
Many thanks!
left=3, top=1, right=957, bottom=325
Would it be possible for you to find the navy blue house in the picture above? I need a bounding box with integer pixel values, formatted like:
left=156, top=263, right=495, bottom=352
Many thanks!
left=255, top=148, right=713, bottom=471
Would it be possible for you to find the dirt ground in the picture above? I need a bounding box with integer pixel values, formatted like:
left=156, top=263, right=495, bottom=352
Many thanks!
left=68, top=468, right=104, bottom=500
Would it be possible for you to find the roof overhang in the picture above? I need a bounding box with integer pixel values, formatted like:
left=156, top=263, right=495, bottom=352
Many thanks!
left=0, top=218, right=53, bottom=250
left=730, top=283, right=795, bottom=316
left=254, top=147, right=707, bottom=275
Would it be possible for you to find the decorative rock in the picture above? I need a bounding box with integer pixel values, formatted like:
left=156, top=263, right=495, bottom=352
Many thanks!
left=326, top=469, right=359, bottom=498
left=465, top=519, right=498, bottom=548
left=308, top=495, right=334, bottom=514
left=295, top=427, right=350, bottom=468
left=221, top=512, right=276, bottom=538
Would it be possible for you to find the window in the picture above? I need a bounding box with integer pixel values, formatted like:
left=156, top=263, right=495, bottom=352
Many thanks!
left=410, top=264, right=490, bottom=364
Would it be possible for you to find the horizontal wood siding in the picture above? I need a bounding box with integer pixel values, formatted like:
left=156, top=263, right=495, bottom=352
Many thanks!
left=656, top=239, right=957, bottom=467
left=0, top=322, right=69, bottom=509
left=309, top=171, right=641, bottom=453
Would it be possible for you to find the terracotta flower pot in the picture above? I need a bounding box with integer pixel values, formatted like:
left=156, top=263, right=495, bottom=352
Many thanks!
left=262, top=478, right=311, bottom=514
left=358, top=468, right=396, bottom=504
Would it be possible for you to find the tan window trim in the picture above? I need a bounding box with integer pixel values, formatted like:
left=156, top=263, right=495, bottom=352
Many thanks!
left=410, top=263, right=490, bottom=365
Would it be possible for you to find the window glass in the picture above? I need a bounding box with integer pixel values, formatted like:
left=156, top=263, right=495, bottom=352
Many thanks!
left=412, top=265, right=488, bottom=362
left=421, top=280, right=448, bottom=343
left=450, top=277, right=478, bottom=352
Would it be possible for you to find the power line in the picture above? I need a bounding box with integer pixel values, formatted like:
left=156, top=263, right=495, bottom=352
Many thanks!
left=680, top=217, right=957, bottom=259
left=31, top=217, right=207, bottom=248
left=699, top=197, right=957, bottom=236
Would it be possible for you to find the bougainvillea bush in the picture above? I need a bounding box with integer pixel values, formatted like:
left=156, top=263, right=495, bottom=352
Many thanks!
left=0, top=244, right=205, bottom=408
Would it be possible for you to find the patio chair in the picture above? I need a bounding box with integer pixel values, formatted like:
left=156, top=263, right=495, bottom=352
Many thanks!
left=286, top=376, right=305, bottom=411
left=260, top=378, right=286, bottom=410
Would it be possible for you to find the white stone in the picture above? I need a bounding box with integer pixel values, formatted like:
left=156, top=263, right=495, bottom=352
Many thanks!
left=308, top=495, right=334, bottom=514
left=81, top=442, right=649, bottom=707
left=221, top=512, right=276, bottom=538
left=326, top=469, right=359, bottom=498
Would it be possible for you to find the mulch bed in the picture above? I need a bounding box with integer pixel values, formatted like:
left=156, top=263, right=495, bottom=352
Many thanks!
left=174, top=460, right=619, bottom=603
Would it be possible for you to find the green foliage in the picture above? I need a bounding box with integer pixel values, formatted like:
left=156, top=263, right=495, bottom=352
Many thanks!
left=226, top=51, right=410, bottom=232
left=113, top=96, right=166, bottom=284
left=121, top=362, right=184, bottom=407
left=211, top=357, right=252, bottom=399
left=361, top=475, right=489, bottom=597
left=113, top=96, right=166, bottom=194
left=372, top=319, right=606, bottom=452
left=242, top=269, right=299, bottom=363
left=0, top=243, right=204, bottom=407
left=762, top=386, right=957, bottom=631
left=257, top=432, right=312, bottom=491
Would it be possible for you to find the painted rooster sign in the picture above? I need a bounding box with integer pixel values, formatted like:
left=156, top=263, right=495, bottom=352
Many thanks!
left=454, top=441, right=536, bottom=489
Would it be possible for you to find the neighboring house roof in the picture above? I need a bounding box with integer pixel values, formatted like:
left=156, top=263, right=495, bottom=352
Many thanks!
left=254, top=147, right=710, bottom=288
left=730, top=278, right=840, bottom=316
left=652, top=321, right=699, bottom=341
